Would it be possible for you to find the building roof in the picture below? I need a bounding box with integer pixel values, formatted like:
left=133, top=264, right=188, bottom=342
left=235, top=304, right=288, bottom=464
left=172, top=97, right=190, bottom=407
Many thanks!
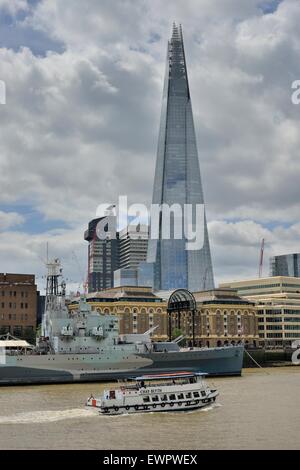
left=71, top=286, right=164, bottom=303
left=220, top=276, right=300, bottom=285
left=193, top=288, right=253, bottom=305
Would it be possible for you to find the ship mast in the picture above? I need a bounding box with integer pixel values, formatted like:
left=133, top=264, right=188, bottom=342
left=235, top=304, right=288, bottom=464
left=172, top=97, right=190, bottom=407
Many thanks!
left=42, top=259, right=65, bottom=337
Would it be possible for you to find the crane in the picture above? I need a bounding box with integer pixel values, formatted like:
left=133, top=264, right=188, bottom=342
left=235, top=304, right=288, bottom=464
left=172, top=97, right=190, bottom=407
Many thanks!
left=258, top=238, right=265, bottom=278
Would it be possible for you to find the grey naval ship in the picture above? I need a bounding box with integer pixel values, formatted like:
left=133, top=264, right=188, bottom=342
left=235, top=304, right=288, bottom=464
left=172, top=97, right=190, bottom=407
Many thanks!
left=0, top=260, right=244, bottom=385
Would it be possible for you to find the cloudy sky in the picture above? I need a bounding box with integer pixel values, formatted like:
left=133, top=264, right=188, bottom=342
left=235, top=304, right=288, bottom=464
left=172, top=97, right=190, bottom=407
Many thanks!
left=0, top=0, right=300, bottom=293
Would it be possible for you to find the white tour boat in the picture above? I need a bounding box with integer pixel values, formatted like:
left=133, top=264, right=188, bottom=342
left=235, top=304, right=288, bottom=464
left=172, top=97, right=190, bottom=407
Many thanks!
left=86, top=371, right=219, bottom=415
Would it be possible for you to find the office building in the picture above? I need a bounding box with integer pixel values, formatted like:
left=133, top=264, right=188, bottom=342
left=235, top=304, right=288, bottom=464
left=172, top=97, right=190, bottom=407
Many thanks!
left=145, top=23, right=214, bottom=292
left=119, top=224, right=148, bottom=270
left=114, top=224, right=149, bottom=287
left=220, top=277, right=300, bottom=347
left=84, top=216, right=119, bottom=292
left=270, top=253, right=300, bottom=277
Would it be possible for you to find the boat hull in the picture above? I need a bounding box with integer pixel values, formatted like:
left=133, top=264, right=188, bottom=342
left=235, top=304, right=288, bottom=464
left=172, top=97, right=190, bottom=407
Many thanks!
left=0, top=346, right=243, bottom=385
left=99, top=392, right=219, bottom=415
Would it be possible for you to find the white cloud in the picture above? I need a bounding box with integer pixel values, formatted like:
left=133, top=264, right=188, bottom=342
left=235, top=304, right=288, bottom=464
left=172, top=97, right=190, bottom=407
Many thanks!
left=0, top=0, right=28, bottom=15
left=209, top=219, right=300, bottom=284
left=0, top=211, right=24, bottom=230
left=0, top=225, right=87, bottom=293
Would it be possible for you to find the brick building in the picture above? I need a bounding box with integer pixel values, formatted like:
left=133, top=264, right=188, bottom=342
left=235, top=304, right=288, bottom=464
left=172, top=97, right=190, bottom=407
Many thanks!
left=0, top=273, right=37, bottom=341
left=68, top=286, right=258, bottom=346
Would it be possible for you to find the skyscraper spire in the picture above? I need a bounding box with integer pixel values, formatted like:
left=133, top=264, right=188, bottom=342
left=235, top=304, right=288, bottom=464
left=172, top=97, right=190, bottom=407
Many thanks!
left=146, top=23, right=214, bottom=292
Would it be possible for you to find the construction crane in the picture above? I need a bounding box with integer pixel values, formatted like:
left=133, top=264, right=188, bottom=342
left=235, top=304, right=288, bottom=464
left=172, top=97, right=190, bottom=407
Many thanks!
left=258, top=238, right=265, bottom=278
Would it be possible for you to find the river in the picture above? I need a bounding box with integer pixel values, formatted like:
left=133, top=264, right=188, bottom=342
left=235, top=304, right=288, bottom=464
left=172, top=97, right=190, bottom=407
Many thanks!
left=0, top=367, right=299, bottom=450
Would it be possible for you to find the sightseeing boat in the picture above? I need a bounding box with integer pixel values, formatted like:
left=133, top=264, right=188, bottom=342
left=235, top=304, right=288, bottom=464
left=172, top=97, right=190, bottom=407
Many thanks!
left=86, top=371, right=219, bottom=415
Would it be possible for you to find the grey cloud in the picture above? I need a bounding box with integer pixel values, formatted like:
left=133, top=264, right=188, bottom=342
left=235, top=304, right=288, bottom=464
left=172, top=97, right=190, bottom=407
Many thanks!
left=0, top=0, right=300, bottom=285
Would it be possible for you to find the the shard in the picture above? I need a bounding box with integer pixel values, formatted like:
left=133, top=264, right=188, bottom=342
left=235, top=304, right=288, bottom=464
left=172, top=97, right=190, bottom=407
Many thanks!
left=146, top=23, right=214, bottom=292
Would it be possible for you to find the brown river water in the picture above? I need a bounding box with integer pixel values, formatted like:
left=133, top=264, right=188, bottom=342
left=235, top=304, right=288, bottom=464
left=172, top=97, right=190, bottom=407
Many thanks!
left=0, top=367, right=299, bottom=450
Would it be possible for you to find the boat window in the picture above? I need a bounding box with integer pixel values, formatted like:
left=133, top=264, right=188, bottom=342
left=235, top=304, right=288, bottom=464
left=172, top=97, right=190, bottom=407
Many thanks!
left=152, top=395, right=160, bottom=402
left=161, top=394, right=168, bottom=401
left=185, top=392, right=192, bottom=399
left=109, top=390, right=116, bottom=399
left=143, top=396, right=150, bottom=403
left=193, top=392, right=200, bottom=398
left=169, top=394, right=176, bottom=401
left=201, top=391, right=206, bottom=397
left=177, top=393, right=184, bottom=400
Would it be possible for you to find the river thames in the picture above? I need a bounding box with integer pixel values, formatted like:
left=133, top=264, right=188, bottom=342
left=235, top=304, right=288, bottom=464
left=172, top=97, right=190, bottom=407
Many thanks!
left=0, top=367, right=299, bottom=450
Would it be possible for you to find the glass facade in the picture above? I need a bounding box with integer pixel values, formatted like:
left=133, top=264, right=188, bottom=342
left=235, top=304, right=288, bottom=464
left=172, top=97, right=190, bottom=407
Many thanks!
left=270, top=253, right=300, bottom=277
left=147, top=24, right=214, bottom=292
left=84, top=217, right=119, bottom=292
left=114, top=268, right=138, bottom=287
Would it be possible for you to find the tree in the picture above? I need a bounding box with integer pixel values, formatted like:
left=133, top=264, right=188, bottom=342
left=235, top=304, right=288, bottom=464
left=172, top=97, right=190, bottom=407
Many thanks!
left=172, top=328, right=182, bottom=339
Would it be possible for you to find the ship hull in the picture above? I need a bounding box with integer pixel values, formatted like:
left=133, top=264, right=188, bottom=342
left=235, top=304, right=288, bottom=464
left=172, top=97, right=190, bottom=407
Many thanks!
left=0, top=346, right=243, bottom=385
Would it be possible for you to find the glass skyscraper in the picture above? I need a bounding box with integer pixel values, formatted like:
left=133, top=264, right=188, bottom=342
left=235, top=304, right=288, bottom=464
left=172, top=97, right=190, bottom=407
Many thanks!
left=146, top=24, right=214, bottom=292
left=270, top=253, right=300, bottom=277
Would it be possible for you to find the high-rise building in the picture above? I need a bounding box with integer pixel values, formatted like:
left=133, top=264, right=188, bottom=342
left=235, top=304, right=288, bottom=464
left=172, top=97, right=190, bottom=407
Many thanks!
left=84, top=216, right=119, bottom=292
left=114, top=224, right=149, bottom=288
left=146, top=23, right=214, bottom=292
left=270, top=253, right=300, bottom=277
left=119, top=224, right=148, bottom=270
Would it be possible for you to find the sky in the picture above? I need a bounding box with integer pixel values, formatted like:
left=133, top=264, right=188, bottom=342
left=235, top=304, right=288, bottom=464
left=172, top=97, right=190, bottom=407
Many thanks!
left=0, top=0, right=300, bottom=294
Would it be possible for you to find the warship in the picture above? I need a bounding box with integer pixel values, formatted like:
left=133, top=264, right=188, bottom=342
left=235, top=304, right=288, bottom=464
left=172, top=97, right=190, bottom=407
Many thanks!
left=0, top=260, right=244, bottom=385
